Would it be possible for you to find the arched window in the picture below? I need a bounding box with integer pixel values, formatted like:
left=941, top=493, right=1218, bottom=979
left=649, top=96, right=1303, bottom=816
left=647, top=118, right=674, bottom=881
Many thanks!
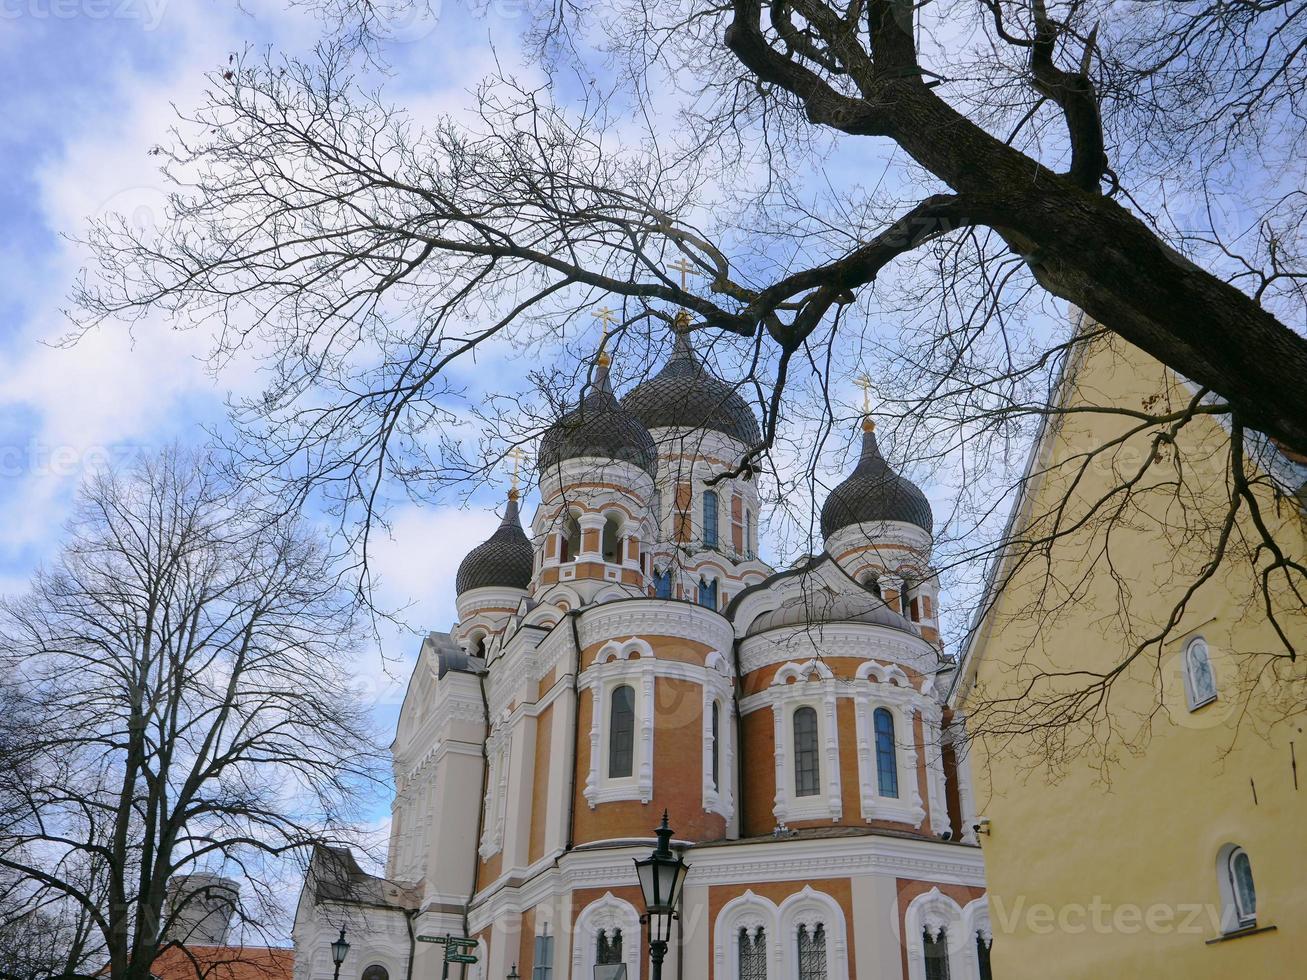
left=1184, top=636, right=1218, bottom=709
left=602, top=514, right=622, bottom=563
left=862, top=572, right=882, bottom=599
left=561, top=513, right=581, bottom=563
left=796, top=923, right=826, bottom=980
left=923, top=928, right=950, bottom=980
left=1226, top=846, right=1257, bottom=929
left=738, top=926, right=767, bottom=979
left=596, top=928, right=623, bottom=965
left=608, top=685, right=635, bottom=778
left=362, top=967, right=389, bottom=980
left=793, top=707, right=820, bottom=798
left=704, top=490, right=720, bottom=548
left=698, top=575, right=719, bottom=610
left=711, top=701, right=721, bottom=792
left=653, top=568, right=672, bottom=599
left=976, top=932, right=992, bottom=980
left=874, top=708, right=899, bottom=798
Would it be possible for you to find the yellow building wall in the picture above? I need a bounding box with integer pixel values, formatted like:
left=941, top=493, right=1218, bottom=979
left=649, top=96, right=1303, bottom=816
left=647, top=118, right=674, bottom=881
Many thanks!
left=961, top=330, right=1307, bottom=979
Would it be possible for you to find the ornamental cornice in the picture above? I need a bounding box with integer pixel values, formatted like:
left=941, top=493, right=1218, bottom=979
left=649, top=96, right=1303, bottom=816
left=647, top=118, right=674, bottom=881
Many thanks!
left=824, top=521, right=932, bottom=560
left=576, top=599, right=735, bottom=653
left=739, top=624, right=936, bottom=677
left=537, top=458, right=654, bottom=509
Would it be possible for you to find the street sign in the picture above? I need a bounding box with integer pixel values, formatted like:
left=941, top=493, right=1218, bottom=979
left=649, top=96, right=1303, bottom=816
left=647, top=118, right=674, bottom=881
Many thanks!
left=414, top=935, right=479, bottom=970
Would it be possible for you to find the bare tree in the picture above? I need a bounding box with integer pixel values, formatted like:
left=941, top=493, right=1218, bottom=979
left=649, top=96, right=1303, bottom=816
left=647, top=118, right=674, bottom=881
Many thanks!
left=67, top=1, right=1305, bottom=757
left=0, top=450, right=380, bottom=980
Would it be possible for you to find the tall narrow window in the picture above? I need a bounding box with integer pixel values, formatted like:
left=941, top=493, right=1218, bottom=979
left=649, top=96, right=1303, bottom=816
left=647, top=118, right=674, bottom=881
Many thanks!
left=976, top=933, right=992, bottom=980
left=532, top=935, right=554, bottom=980
left=608, top=685, right=635, bottom=778
left=794, top=706, right=820, bottom=797
left=654, top=568, right=672, bottom=599
left=796, top=923, right=826, bottom=980
left=601, top=514, right=622, bottom=559
left=562, top=513, right=580, bottom=563
left=1228, top=846, right=1257, bottom=928
left=711, top=701, right=721, bottom=791
left=698, top=576, right=718, bottom=610
left=738, top=926, right=767, bottom=980
left=923, top=928, right=950, bottom=980
left=596, top=928, right=623, bottom=964
left=745, top=509, right=754, bottom=559
left=703, top=490, right=719, bottom=548
left=874, top=708, right=899, bottom=798
left=1184, top=637, right=1218, bottom=709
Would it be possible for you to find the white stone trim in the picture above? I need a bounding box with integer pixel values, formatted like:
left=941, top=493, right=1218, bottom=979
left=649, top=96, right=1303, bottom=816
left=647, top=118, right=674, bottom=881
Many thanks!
left=853, top=692, right=927, bottom=827
left=779, top=886, right=851, bottom=980
left=769, top=660, right=842, bottom=825
left=739, top=623, right=937, bottom=680
left=572, top=892, right=641, bottom=979
left=904, top=887, right=972, bottom=980
left=713, top=890, right=779, bottom=979
left=582, top=643, right=657, bottom=807
left=701, top=651, right=735, bottom=820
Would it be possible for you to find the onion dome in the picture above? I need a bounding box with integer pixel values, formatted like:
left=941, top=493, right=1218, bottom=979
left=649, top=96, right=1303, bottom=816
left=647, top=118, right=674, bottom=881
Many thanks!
left=621, top=316, right=761, bottom=446
left=820, top=420, right=933, bottom=538
left=538, top=355, right=658, bottom=478
left=455, top=494, right=534, bottom=594
left=746, top=586, right=917, bottom=637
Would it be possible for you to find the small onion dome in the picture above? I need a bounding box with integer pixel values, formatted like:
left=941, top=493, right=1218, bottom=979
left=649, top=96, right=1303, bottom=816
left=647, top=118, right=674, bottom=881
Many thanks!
left=820, top=420, right=933, bottom=538
left=746, top=585, right=917, bottom=637
left=455, top=494, right=534, bottom=594
left=621, top=318, right=761, bottom=446
left=538, top=358, right=658, bottom=478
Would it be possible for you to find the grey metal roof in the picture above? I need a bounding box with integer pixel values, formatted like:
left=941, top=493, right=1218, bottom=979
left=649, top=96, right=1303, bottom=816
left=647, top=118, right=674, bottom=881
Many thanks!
left=746, top=585, right=918, bottom=636
left=538, top=364, right=658, bottom=478
left=455, top=496, right=534, bottom=594
left=820, top=425, right=933, bottom=538
left=622, top=331, right=761, bottom=446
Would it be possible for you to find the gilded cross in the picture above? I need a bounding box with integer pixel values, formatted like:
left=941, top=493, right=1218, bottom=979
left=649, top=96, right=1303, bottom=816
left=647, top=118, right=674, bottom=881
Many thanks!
left=594, top=306, right=618, bottom=347
left=508, top=446, right=524, bottom=493
left=855, top=374, right=875, bottom=414
left=668, top=256, right=699, bottom=290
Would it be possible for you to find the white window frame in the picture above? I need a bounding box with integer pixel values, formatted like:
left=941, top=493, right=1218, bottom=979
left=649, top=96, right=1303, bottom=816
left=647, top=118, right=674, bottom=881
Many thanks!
left=852, top=665, right=928, bottom=827
left=702, top=651, right=735, bottom=819
left=477, top=713, right=512, bottom=859
left=905, top=888, right=968, bottom=980
left=713, top=890, right=779, bottom=979
left=572, top=893, right=641, bottom=979
left=1182, top=636, right=1218, bottom=710
left=770, top=661, right=842, bottom=825
left=1216, top=843, right=1258, bottom=933
left=582, top=639, right=656, bottom=807
left=779, top=886, right=850, bottom=980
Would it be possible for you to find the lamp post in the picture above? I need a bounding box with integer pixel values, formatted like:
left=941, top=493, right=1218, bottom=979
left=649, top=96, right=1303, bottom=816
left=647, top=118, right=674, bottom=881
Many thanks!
left=330, top=927, right=350, bottom=980
left=633, top=811, right=690, bottom=980
left=507, top=967, right=520, bottom=980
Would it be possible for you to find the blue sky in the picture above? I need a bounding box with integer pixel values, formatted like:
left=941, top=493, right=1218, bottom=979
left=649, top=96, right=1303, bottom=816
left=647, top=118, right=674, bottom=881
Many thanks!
left=0, top=1, right=538, bottom=766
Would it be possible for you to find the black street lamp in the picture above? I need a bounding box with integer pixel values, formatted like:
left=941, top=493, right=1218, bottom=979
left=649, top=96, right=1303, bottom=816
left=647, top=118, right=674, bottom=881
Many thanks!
left=633, top=811, right=690, bottom=980
left=330, top=927, right=351, bottom=980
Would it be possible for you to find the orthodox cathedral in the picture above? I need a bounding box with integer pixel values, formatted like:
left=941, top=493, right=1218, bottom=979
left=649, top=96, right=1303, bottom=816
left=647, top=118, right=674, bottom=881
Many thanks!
left=293, top=316, right=991, bottom=979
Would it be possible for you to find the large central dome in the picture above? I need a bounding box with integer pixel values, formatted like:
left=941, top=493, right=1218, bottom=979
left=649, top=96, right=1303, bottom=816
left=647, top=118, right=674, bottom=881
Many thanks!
left=622, top=328, right=761, bottom=446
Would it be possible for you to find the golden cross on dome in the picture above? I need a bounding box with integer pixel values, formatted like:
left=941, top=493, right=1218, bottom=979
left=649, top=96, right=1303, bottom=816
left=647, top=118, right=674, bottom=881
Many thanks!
left=668, top=256, right=699, bottom=290
left=855, top=374, right=875, bottom=414
left=508, top=446, right=524, bottom=497
left=593, top=306, right=617, bottom=366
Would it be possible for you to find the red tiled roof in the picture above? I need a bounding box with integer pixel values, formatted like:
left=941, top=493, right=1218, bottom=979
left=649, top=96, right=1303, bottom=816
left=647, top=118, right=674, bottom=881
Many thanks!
left=144, top=946, right=294, bottom=980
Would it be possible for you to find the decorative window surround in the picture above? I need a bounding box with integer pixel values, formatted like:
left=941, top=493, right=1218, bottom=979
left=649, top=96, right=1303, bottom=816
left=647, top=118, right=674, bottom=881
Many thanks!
left=712, top=887, right=850, bottom=980
left=478, top=712, right=512, bottom=859
left=853, top=693, right=926, bottom=827
left=1183, top=636, right=1219, bottom=711
left=702, top=651, right=735, bottom=819
left=582, top=638, right=657, bottom=807
left=770, top=660, right=843, bottom=825
left=905, top=889, right=991, bottom=980
left=572, top=893, right=641, bottom=979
